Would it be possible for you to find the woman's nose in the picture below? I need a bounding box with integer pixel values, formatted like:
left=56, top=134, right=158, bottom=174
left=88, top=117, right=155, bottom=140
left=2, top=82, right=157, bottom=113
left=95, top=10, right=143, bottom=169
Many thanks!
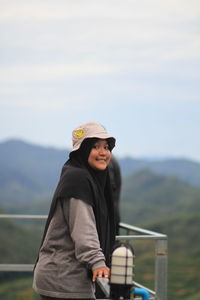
left=99, top=147, right=106, bottom=154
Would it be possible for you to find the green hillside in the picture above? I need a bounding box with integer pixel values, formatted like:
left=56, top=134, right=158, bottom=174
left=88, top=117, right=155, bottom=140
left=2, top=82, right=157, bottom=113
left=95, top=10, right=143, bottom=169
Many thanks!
left=0, top=218, right=43, bottom=264
left=0, top=218, right=44, bottom=299
left=120, top=169, right=200, bottom=226
left=0, top=277, right=39, bottom=300
left=148, top=214, right=200, bottom=299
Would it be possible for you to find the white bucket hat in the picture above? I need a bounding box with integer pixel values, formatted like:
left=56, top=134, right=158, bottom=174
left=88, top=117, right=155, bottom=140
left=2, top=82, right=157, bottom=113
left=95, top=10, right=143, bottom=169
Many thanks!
left=71, top=121, right=116, bottom=152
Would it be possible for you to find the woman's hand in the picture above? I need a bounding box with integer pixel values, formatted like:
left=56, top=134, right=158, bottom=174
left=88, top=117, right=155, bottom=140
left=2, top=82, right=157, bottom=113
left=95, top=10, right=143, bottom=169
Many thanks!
left=92, top=266, right=110, bottom=282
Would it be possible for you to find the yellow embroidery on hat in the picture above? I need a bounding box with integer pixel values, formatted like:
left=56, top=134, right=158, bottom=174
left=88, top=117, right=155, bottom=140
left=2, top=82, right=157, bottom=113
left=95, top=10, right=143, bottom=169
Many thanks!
left=74, top=128, right=85, bottom=139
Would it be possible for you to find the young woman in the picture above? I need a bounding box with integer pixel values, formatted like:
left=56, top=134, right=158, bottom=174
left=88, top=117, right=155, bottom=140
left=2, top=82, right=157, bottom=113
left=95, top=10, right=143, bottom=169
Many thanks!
left=33, top=122, right=117, bottom=300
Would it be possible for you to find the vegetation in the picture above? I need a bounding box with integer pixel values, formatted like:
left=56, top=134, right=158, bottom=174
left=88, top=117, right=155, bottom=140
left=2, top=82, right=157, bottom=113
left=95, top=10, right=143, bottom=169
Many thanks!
left=120, top=169, right=200, bottom=226
left=134, top=213, right=200, bottom=299
left=0, top=277, right=39, bottom=299
left=0, top=219, right=43, bottom=263
left=0, top=139, right=200, bottom=299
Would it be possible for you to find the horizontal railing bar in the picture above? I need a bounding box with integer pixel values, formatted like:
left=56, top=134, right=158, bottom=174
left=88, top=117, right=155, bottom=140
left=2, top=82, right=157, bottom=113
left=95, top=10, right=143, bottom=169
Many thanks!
left=119, top=222, right=167, bottom=238
left=0, top=264, right=34, bottom=272
left=0, top=216, right=167, bottom=238
left=0, top=214, right=47, bottom=219
left=116, top=235, right=167, bottom=240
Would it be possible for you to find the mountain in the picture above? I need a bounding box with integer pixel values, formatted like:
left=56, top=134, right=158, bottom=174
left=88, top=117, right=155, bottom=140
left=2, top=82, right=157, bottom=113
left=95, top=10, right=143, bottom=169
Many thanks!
left=119, top=156, right=200, bottom=186
left=0, top=139, right=68, bottom=210
left=0, top=139, right=68, bottom=187
left=120, top=169, right=200, bottom=226
left=1, top=138, right=200, bottom=213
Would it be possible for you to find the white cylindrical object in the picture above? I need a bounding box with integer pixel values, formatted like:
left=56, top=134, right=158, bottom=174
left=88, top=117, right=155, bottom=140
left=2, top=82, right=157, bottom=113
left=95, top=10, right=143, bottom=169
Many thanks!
left=110, top=246, right=134, bottom=284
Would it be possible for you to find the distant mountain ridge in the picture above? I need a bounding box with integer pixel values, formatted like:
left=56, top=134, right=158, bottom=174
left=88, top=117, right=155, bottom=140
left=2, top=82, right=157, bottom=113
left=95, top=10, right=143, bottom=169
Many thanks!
left=120, top=168, right=200, bottom=225
left=1, top=138, right=200, bottom=185
left=119, top=156, right=200, bottom=186
left=0, top=139, right=69, bottom=206
left=1, top=138, right=200, bottom=213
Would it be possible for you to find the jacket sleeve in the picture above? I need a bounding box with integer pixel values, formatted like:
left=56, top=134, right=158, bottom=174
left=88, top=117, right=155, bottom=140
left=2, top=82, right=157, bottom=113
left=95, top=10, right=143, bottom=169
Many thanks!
left=63, top=197, right=106, bottom=270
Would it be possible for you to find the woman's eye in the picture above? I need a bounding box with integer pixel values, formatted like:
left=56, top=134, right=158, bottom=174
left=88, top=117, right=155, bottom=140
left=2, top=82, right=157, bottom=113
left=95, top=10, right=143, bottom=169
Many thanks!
left=93, top=144, right=109, bottom=150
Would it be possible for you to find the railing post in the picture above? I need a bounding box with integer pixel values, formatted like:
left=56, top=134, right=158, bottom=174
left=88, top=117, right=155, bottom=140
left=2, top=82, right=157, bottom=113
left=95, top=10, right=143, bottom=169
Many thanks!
left=155, top=238, right=168, bottom=300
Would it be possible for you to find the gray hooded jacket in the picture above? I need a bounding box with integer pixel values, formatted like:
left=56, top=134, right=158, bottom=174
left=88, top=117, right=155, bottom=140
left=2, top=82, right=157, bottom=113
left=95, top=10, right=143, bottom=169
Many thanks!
left=33, top=198, right=106, bottom=299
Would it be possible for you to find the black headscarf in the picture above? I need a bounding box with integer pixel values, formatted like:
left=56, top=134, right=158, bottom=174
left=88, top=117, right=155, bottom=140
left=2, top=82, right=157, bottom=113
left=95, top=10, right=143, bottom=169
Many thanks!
left=36, top=138, right=116, bottom=267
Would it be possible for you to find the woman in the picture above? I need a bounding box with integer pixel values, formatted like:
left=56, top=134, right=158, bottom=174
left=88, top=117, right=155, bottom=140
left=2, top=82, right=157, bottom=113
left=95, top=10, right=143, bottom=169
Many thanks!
left=33, top=122, right=117, bottom=300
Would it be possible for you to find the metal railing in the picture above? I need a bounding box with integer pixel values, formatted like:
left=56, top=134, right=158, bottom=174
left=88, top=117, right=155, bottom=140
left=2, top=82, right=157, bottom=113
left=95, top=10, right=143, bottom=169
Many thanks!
left=117, top=222, right=168, bottom=300
left=0, top=214, right=168, bottom=300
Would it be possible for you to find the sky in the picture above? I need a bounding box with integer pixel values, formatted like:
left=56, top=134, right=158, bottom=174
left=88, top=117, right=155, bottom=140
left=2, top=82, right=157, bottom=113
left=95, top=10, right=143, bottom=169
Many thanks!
left=0, top=0, right=200, bottom=160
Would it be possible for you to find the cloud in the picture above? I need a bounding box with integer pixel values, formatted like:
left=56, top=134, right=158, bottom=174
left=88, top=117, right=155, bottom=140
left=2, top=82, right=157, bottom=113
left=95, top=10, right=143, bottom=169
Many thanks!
left=1, top=1, right=200, bottom=63
left=1, top=0, right=199, bottom=21
left=0, top=61, right=120, bottom=85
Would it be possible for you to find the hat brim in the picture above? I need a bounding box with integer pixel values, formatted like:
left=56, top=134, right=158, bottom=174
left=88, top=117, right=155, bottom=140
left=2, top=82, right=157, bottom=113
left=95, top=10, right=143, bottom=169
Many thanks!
left=71, top=135, right=115, bottom=153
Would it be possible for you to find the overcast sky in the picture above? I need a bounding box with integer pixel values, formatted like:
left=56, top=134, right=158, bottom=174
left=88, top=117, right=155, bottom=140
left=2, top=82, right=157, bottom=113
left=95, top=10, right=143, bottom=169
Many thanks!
left=0, top=0, right=200, bottom=160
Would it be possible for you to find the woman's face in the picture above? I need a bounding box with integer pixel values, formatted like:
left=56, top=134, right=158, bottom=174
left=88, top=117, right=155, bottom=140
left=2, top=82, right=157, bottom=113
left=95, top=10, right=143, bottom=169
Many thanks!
left=88, top=139, right=111, bottom=171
